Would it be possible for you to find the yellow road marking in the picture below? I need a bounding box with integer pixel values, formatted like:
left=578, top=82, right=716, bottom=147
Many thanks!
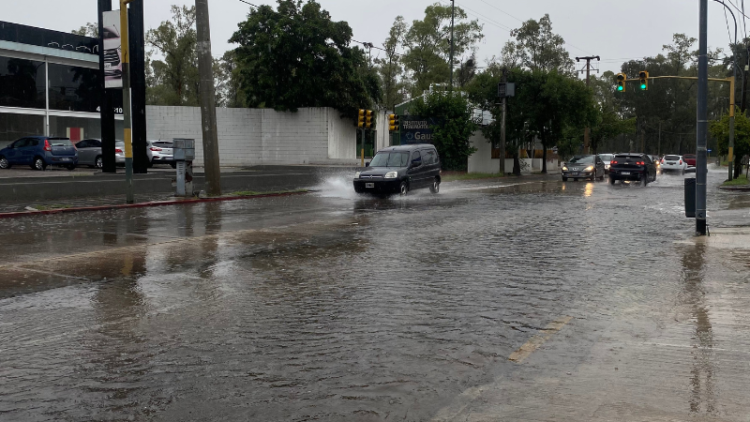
left=509, top=316, right=573, bottom=363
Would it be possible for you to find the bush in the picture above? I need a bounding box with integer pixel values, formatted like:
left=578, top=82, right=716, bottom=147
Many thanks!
left=411, top=92, right=478, bottom=171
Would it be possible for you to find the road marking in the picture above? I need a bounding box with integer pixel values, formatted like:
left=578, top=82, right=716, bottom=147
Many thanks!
left=509, top=316, right=573, bottom=363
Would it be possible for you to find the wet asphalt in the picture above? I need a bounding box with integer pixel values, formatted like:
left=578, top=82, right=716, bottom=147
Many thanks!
left=1, top=167, right=749, bottom=421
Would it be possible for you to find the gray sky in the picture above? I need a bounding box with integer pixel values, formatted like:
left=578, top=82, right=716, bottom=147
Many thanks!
left=4, top=0, right=746, bottom=77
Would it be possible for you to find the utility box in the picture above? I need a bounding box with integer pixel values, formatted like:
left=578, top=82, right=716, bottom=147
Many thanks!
left=173, top=138, right=195, bottom=197
left=685, top=178, right=696, bottom=218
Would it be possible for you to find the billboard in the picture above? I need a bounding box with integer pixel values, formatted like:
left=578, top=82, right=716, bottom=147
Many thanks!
left=400, top=117, right=441, bottom=144
left=102, top=10, right=122, bottom=89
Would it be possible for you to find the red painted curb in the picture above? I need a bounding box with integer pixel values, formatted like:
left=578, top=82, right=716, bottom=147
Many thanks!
left=0, top=191, right=309, bottom=219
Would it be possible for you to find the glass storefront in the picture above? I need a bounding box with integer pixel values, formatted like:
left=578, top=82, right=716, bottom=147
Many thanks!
left=0, top=113, right=44, bottom=148
left=49, top=116, right=103, bottom=141
left=0, top=56, right=45, bottom=109
left=48, top=63, right=100, bottom=112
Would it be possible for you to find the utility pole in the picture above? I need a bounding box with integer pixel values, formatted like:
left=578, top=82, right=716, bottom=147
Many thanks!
left=449, top=0, right=455, bottom=92
left=500, top=68, right=507, bottom=175
left=119, top=0, right=135, bottom=204
left=98, top=0, right=116, bottom=173
left=697, top=0, right=708, bottom=236
left=195, top=0, right=222, bottom=196
left=576, top=56, right=600, bottom=154
left=658, top=121, right=661, bottom=157
left=741, top=44, right=749, bottom=112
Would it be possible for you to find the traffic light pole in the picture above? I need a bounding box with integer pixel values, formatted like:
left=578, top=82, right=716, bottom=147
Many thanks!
left=120, top=0, right=134, bottom=204
left=697, top=0, right=708, bottom=236
left=500, top=68, right=507, bottom=175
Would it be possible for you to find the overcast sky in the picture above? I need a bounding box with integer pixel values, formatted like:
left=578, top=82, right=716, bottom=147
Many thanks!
left=4, top=0, right=747, bottom=77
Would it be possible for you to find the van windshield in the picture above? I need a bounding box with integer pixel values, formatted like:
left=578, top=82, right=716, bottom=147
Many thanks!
left=370, top=152, right=409, bottom=168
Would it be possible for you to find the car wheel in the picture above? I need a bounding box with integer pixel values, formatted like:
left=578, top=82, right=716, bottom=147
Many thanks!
left=65, top=165, right=76, bottom=171
left=643, top=173, right=649, bottom=186
left=170, top=163, right=177, bottom=169
left=33, top=157, right=46, bottom=171
left=148, top=159, right=154, bottom=168
left=429, top=177, right=440, bottom=194
left=399, top=181, right=409, bottom=196
left=0, top=156, right=10, bottom=169
left=609, top=177, right=616, bottom=185
left=574, top=178, right=579, bottom=182
left=562, top=176, right=568, bottom=182
left=95, top=156, right=103, bottom=169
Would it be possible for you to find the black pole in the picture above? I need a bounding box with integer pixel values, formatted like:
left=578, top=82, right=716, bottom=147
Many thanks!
left=697, top=0, right=708, bottom=236
left=129, top=0, right=148, bottom=173
left=98, top=0, right=116, bottom=173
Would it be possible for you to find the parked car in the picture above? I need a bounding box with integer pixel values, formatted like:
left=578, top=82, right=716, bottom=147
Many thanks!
left=353, top=144, right=441, bottom=196
left=599, top=153, right=615, bottom=173
left=0, top=136, right=77, bottom=171
left=683, top=153, right=697, bottom=167
left=148, top=140, right=176, bottom=168
left=561, top=155, right=606, bottom=181
left=76, top=139, right=103, bottom=168
left=609, top=153, right=657, bottom=185
left=660, top=154, right=687, bottom=174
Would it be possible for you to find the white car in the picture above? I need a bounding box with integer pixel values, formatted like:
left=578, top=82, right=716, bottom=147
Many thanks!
left=148, top=140, right=175, bottom=168
left=660, top=154, right=688, bottom=174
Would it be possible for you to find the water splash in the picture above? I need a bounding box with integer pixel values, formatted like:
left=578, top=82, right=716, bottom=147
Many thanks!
left=313, top=174, right=359, bottom=199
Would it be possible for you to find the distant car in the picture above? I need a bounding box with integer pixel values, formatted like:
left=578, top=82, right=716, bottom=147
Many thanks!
left=609, top=153, right=657, bottom=185
left=561, top=155, right=606, bottom=181
left=599, top=153, right=615, bottom=173
left=76, top=139, right=103, bottom=168
left=683, top=154, right=697, bottom=167
left=148, top=140, right=176, bottom=168
left=660, top=154, right=687, bottom=174
left=353, top=144, right=441, bottom=196
left=0, top=136, right=77, bottom=171
left=650, top=155, right=661, bottom=169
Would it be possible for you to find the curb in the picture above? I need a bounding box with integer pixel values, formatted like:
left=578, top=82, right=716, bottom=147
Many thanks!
left=0, top=190, right=309, bottom=220
left=719, top=185, right=750, bottom=192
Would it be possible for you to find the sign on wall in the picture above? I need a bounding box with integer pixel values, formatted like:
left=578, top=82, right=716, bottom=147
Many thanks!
left=102, top=10, right=123, bottom=89
left=400, top=117, right=441, bottom=144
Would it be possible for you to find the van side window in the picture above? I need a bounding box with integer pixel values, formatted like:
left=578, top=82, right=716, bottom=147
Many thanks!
left=411, top=151, right=422, bottom=166
left=423, top=150, right=436, bottom=165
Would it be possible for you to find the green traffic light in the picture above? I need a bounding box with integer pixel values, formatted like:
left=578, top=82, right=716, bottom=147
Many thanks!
left=617, top=85, right=623, bottom=91
left=641, top=84, right=647, bottom=90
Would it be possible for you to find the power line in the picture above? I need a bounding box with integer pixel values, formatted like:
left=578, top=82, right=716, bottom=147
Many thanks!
left=472, top=0, right=523, bottom=22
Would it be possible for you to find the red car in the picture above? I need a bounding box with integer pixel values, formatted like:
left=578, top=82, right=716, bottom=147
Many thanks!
left=683, top=154, right=697, bottom=167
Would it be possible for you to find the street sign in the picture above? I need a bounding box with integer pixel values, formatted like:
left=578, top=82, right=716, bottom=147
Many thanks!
left=498, top=82, right=516, bottom=98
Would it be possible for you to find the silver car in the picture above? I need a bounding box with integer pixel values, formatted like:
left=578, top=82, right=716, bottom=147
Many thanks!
left=148, top=140, right=175, bottom=168
left=75, top=139, right=103, bottom=168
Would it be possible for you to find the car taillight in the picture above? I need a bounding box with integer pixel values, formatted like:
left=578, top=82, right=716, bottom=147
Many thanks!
left=611, top=160, right=618, bottom=165
left=679, top=160, right=683, bottom=165
left=661, top=158, right=665, bottom=164
left=44, top=139, right=52, bottom=152
left=636, top=161, right=645, bottom=165
left=150, top=147, right=162, bottom=152
left=115, top=148, right=123, bottom=153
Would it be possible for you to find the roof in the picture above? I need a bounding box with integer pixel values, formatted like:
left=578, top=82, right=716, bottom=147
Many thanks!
left=377, top=144, right=435, bottom=152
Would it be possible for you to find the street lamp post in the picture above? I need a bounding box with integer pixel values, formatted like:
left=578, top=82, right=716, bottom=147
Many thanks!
left=120, top=0, right=135, bottom=204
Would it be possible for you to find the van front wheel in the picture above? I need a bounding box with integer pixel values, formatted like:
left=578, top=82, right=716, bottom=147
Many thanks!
left=399, top=181, right=409, bottom=196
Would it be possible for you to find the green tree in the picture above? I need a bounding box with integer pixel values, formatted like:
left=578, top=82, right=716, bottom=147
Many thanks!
left=71, top=22, right=98, bottom=38
left=376, top=16, right=407, bottom=110
left=411, top=93, right=478, bottom=171
left=230, top=0, right=380, bottom=117
left=401, top=3, right=482, bottom=96
left=214, top=51, right=244, bottom=108
left=146, top=5, right=199, bottom=106
left=710, top=108, right=750, bottom=179
left=501, top=15, right=573, bottom=74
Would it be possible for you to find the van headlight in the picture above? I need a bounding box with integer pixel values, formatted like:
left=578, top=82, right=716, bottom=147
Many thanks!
left=354, top=172, right=361, bottom=179
left=562, top=166, right=568, bottom=171
left=585, top=166, right=594, bottom=172
left=384, top=171, right=398, bottom=179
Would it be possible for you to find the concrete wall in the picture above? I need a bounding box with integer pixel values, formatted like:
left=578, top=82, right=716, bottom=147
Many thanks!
left=147, top=106, right=369, bottom=166
left=468, top=131, right=500, bottom=174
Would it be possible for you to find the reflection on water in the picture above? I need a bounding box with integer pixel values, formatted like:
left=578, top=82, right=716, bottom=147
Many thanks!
left=679, top=243, right=716, bottom=415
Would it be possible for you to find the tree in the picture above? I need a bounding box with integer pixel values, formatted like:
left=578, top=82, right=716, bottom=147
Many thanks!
left=710, top=108, right=750, bottom=179
left=501, top=15, right=573, bottom=74
left=72, top=22, right=98, bottom=38
left=230, top=0, right=380, bottom=117
left=401, top=3, right=482, bottom=96
left=146, top=5, right=199, bottom=106
left=214, top=51, right=244, bottom=108
left=411, top=93, right=478, bottom=171
left=376, top=16, right=407, bottom=110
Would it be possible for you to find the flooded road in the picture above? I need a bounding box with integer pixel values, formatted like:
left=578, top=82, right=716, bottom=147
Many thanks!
left=1, top=168, right=749, bottom=421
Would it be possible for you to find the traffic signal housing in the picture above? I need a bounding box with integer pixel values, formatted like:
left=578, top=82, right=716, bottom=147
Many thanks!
left=639, top=71, right=649, bottom=91
left=616, top=73, right=627, bottom=92
left=365, top=110, right=374, bottom=129
left=358, top=109, right=365, bottom=128
left=388, top=114, right=399, bottom=132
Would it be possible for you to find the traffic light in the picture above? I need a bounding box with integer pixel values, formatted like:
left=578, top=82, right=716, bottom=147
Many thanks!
left=616, top=73, right=627, bottom=92
left=639, top=70, right=649, bottom=90
left=358, top=109, right=365, bottom=128
left=365, top=110, right=374, bottom=129
left=388, top=114, right=399, bottom=132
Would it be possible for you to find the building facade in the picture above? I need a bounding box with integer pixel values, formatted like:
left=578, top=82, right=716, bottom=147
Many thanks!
left=0, top=21, right=122, bottom=149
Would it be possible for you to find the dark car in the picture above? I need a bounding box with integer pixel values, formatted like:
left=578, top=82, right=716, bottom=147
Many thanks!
left=683, top=154, right=697, bottom=167
left=0, top=136, right=78, bottom=171
left=562, top=155, right=606, bottom=181
left=609, top=153, right=657, bottom=185
left=76, top=139, right=103, bottom=168
left=353, top=144, right=441, bottom=196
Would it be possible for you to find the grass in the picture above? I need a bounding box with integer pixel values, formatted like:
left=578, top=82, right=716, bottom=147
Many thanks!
left=723, top=174, right=750, bottom=187
left=442, top=172, right=505, bottom=182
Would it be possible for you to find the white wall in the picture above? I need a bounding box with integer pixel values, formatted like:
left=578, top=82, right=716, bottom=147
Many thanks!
left=468, top=131, right=500, bottom=174
left=147, top=106, right=360, bottom=166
